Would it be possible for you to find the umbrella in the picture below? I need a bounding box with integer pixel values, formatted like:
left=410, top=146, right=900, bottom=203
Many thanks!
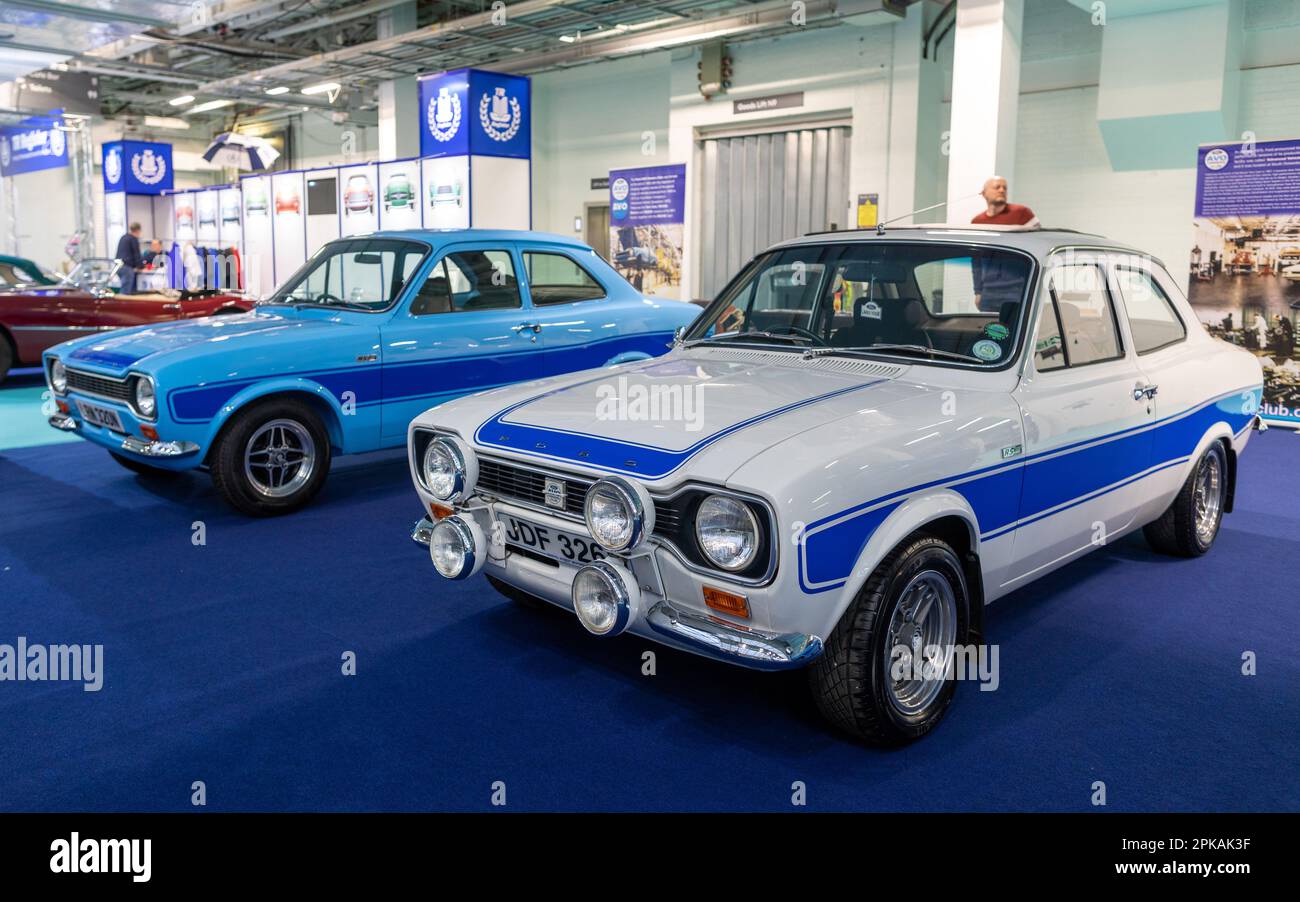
left=202, top=132, right=280, bottom=171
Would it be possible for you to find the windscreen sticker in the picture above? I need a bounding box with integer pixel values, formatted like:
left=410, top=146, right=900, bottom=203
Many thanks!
left=983, top=322, right=1010, bottom=341
left=859, top=300, right=882, bottom=321
left=972, top=339, right=1003, bottom=361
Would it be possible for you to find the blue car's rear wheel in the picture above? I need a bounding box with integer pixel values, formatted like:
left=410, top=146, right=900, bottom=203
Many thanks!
left=211, top=397, right=331, bottom=516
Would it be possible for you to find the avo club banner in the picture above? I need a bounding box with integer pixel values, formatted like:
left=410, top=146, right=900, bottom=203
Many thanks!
left=1189, top=138, right=1300, bottom=427
left=607, top=164, right=686, bottom=300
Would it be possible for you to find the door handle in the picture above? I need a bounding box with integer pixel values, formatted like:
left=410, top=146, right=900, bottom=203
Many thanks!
left=1132, top=383, right=1158, bottom=401
left=512, top=322, right=541, bottom=342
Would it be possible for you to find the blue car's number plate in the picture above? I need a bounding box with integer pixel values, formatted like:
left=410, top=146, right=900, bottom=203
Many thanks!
left=502, top=515, right=606, bottom=564
left=75, top=399, right=125, bottom=433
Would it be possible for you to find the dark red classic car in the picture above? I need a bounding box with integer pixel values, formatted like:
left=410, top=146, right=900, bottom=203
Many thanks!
left=0, top=257, right=252, bottom=382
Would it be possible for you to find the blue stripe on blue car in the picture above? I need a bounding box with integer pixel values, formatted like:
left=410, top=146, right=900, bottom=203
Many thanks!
left=796, top=386, right=1261, bottom=594
left=162, top=331, right=675, bottom=424
left=474, top=379, right=889, bottom=480
left=68, top=347, right=149, bottom=369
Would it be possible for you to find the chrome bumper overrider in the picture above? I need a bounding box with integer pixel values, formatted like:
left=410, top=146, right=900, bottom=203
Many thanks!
left=1253, top=415, right=1268, bottom=432
left=412, top=516, right=435, bottom=546
left=120, top=435, right=200, bottom=457
left=410, top=516, right=820, bottom=670
left=48, top=413, right=78, bottom=431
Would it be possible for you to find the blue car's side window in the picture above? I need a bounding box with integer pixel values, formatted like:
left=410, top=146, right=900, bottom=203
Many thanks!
left=409, top=249, right=521, bottom=316
left=522, top=251, right=607, bottom=306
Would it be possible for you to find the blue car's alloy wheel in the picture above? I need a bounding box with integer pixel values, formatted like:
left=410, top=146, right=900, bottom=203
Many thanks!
left=210, top=397, right=332, bottom=517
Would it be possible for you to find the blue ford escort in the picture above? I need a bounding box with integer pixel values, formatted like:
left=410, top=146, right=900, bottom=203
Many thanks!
left=43, top=230, right=698, bottom=515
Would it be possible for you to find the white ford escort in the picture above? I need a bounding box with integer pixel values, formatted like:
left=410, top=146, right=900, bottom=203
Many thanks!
left=408, top=225, right=1265, bottom=744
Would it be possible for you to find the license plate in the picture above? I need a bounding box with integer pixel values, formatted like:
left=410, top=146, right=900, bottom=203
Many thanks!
left=502, top=514, right=606, bottom=565
left=543, top=477, right=565, bottom=510
left=75, top=399, right=125, bottom=433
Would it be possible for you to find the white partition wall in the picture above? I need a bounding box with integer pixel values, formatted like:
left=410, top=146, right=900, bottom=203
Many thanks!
left=270, top=171, right=307, bottom=281
left=305, top=168, right=341, bottom=252
left=242, top=174, right=275, bottom=297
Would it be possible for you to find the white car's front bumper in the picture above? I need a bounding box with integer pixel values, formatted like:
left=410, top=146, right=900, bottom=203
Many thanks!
left=411, top=501, right=822, bottom=671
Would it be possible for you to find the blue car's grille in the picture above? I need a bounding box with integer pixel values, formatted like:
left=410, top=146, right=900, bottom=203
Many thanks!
left=67, top=369, right=131, bottom=402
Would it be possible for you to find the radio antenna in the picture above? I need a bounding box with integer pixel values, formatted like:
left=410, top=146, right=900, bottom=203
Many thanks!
left=875, top=193, right=981, bottom=234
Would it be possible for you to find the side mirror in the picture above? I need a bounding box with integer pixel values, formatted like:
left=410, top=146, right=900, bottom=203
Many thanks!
left=670, top=325, right=686, bottom=348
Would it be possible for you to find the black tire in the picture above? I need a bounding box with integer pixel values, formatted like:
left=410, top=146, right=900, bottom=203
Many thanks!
left=209, top=397, right=331, bottom=516
left=808, top=535, right=970, bottom=746
left=109, top=450, right=179, bottom=477
left=1143, top=441, right=1228, bottom=557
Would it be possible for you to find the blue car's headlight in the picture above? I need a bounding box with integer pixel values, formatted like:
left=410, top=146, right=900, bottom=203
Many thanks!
left=132, top=375, right=156, bottom=419
left=49, top=358, right=67, bottom=394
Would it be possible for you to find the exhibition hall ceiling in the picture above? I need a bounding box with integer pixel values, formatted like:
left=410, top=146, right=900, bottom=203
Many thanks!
left=0, top=0, right=905, bottom=123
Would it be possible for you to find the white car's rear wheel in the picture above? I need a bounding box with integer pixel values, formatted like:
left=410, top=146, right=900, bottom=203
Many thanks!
left=1143, top=441, right=1228, bottom=557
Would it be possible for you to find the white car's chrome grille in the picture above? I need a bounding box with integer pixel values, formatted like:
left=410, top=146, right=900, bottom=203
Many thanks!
left=477, top=456, right=679, bottom=539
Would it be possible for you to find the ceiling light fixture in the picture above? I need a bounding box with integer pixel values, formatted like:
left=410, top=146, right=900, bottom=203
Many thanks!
left=301, top=81, right=341, bottom=96
left=185, top=99, right=234, bottom=114
left=169, top=95, right=195, bottom=106
left=264, top=86, right=290, bottom=96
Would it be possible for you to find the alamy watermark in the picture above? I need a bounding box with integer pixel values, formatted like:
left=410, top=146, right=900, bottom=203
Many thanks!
left=0, top=637, right=103, bottom=691
left=595, top=375, right=706, bottom=432
left=890, top=642, right=1000, bottom=691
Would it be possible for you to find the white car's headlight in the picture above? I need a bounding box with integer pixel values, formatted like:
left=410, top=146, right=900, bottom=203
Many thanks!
left=133, top=376, right=156, bottom=418
left=50, top=358, right=67, bottom=394
left=421, top=436, right=474, bottom=501
left=695, top=494, right=760, bottom=572
left=584, top=476, right=653, bottom=552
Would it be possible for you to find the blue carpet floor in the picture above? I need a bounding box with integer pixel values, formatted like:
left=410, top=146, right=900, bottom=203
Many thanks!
left=0, top=418, right=1296, bottom=811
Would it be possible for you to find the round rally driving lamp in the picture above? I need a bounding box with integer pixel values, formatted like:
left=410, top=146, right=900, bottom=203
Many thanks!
left=583, top=476, right=655, bottom=553
left=571, top=560, right=641, bottom=637
left=422, top=434, right=478, bottom=502
left=428, top=514, right=486, bottom=581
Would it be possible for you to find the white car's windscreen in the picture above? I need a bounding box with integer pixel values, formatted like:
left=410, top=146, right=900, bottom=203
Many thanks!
left=688, top=241, right=1035, bottom=367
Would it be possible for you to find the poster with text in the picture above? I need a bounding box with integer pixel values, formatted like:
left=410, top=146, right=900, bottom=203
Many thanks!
left=421, top=156, right=469, bottom=229
left=1190, top=138, right=1300, bottom=427
left=338, top=163, right=378, bottom=236
left=608, top=163, right=685, bottom=299
left=377, top=159, right=422, bottom=230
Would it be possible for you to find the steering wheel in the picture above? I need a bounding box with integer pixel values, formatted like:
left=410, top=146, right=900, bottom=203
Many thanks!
left=764, top=323, right=829, bottom=346
left=313, top=292, right=346, bottom=306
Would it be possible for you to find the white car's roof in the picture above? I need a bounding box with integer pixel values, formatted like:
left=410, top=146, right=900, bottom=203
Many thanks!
left=774, top=225, right=1151, bottom=264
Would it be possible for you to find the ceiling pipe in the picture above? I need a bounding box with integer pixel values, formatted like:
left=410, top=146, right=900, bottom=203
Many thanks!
left=194, top=0, right=586, bottom=94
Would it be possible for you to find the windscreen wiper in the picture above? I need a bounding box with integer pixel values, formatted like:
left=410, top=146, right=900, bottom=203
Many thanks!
left=803, top=343, right=984, bottom=364
left=685, top=329, right=813, bottom=348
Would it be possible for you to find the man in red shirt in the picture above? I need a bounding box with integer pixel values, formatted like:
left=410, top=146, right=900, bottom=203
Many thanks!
left=971, top=176, right=1039, bottom=226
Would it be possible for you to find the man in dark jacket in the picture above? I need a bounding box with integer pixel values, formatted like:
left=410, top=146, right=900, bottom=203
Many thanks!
left=114, top=223, right=144, bottom=293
